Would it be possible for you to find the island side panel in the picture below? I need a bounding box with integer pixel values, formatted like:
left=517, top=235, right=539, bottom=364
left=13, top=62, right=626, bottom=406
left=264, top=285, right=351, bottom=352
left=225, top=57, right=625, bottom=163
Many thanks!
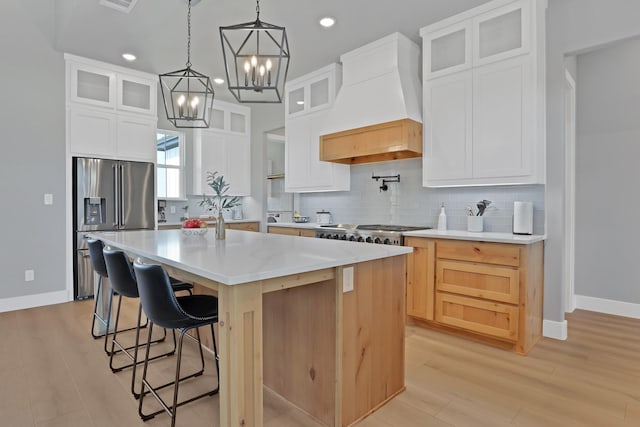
left=341, top=255, right=407, bottom=426
left=263, top=279, right=337, bottom=426
left=218, top=282, right=264, bottom=427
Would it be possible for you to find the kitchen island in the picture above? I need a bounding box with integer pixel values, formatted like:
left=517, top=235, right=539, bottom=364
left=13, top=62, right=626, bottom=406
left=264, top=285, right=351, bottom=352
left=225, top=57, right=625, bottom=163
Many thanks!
left=90, top=229, right=412, bottom=427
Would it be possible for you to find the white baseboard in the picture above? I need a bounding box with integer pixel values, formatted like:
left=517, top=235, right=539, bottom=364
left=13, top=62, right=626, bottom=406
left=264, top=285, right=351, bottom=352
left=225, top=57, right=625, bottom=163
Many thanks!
left=0, top=290, right=71, bottom=313
left=543, top=319, right=568, bottom=340
left=575, top=295, right=640, bottom=319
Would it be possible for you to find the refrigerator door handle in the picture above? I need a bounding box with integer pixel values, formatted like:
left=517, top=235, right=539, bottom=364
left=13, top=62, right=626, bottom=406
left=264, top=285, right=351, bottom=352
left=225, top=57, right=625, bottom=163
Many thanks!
left=119, top=163, right=125, bottom=228
left=113, top=164, right=119, bottom=227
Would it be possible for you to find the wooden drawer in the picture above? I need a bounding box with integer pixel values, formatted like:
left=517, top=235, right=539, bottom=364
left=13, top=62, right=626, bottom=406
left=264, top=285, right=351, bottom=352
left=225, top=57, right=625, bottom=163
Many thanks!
left=437, top=260, right=519, bottom=304
left=435, top=292, right=519, bottom=341
left=437, top=240, right=520, bottom=267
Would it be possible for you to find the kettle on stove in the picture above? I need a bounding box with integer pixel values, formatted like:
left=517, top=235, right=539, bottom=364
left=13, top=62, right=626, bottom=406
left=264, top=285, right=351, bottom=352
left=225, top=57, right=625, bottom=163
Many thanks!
left=316, top=210, right=332, bottom=225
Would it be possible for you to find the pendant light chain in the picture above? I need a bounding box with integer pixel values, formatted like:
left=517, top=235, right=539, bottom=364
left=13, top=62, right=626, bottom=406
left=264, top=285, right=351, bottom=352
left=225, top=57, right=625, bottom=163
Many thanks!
left=256, top=0, right=260, bottom=20
left=186, top=0, right=192, bottom=68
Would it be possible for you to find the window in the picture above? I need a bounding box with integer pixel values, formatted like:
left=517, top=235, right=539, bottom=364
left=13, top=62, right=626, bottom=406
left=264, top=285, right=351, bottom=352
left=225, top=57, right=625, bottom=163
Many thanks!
left=157, top=130, right=185, bottom=199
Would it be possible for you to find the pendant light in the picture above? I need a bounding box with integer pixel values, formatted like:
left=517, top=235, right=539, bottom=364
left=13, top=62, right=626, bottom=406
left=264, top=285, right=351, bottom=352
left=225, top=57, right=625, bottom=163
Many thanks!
left=219, top=0, right=290, bottom=103
left=159, top=0, right=214, bottom=128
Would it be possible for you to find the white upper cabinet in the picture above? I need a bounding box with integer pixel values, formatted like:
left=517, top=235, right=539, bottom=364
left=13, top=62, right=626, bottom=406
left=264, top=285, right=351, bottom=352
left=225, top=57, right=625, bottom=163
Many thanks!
left=192, top=100, right=251, bottom=196
left=284, top=63, right=350, bottom=192
left=286, top=64, right=336, bottom=118
left=421, top=0, right=545, bottom=187
left=117, top=74, right=157, bottom=117
left=65, top=54, right=158, bottom=162
left=424, top=21, right=472, bottom=80
left=473, top=0, right=530, bottom=67
left=69, top=63, right=116, bottom=109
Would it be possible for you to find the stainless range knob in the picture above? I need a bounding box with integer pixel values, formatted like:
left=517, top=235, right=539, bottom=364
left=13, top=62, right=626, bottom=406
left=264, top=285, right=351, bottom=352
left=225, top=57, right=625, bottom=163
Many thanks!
left=374, top=237, right=382, bottom=244
left=383, top=238, right=391, bottom=245
left=340, top=235, right=347, bottom=240
left=348, top=235, right=356, bottom=241
left=365, top=236, right=373, bottom=243
left=357, top=236, right=364, bottom=242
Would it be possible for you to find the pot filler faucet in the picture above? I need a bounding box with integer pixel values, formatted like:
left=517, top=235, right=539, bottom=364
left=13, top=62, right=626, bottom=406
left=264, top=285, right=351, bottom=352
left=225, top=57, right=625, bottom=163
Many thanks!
left=372, top=174, right=400, bottom=192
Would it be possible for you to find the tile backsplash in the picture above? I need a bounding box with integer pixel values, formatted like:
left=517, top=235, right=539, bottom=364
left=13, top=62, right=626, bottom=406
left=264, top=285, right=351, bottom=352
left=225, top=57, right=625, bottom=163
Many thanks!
left=160, top=195, right=247, bottom=223
left=299, top=159, right=545, bottom=235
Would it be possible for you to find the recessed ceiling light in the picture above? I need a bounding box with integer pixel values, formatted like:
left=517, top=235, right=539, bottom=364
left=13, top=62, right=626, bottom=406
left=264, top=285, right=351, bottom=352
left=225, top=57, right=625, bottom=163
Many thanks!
left=319, top=17, right=335, bottom=28
left=122, top=53, right=136, bottom=61
left=213, top=78, right=225, bottom=85
left=296, top=101, right=305, bottom=105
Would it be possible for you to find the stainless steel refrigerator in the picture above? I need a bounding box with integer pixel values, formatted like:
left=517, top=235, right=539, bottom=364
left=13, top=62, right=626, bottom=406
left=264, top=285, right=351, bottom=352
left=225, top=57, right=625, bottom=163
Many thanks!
left=73, top=157, right=154, bottom=299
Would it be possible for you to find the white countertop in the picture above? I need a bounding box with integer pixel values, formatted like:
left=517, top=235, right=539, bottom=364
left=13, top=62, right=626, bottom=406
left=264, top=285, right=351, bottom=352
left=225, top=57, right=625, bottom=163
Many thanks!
left=402, top=229, right=545, bottom=244
left=266, top=222, right=322, bottom=230
left=90, top=229, right=412, bottom=286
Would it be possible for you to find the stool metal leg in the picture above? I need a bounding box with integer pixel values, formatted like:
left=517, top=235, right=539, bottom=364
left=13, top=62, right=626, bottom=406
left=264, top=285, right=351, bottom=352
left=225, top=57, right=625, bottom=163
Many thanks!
left=138, top=323, right=219, bottom=423
left=108, top=297, right=172, bottom=374
left=90, top=276, right=109, bottom=339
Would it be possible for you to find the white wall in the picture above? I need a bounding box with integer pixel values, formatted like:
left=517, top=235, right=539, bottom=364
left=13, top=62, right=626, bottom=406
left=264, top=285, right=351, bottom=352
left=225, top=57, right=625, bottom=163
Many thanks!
left=0, top=2, right=66, bottom=301
left=574, top=37, right=640, bottom=304
left=545, top=0, right=640, bottom=322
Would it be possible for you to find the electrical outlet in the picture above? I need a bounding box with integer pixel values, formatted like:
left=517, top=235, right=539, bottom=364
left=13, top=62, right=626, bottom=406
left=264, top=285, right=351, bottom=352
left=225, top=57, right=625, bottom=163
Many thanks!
left=44, top=194, right=53, bottom=205
left=25, top=270, right=35, bottom=282
left=170, top=206, right=176, bottom=214
left=342, top=267, right=354, bottom=293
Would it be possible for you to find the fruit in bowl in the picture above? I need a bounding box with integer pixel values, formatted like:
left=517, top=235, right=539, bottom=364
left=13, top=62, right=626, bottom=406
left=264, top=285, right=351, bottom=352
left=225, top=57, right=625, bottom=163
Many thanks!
left=183, top=219, right=207, bottom=229
left=182, top=219, right=208, bottom=236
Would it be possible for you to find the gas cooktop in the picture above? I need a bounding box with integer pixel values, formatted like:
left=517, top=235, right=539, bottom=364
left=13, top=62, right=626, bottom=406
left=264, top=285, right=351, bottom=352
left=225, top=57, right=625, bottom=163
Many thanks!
left=315, top=224, right=431, bottom=245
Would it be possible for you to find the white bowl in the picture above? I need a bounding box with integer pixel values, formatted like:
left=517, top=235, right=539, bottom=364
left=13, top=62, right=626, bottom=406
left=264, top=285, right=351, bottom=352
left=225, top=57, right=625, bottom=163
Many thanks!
left=181, top=227, right=208, bottom=236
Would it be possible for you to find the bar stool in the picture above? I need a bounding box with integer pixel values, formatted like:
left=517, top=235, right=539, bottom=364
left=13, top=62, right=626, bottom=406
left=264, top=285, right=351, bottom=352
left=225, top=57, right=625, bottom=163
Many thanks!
left=133, top=261, right=220, bottom=427
left=102, top=247, right=193, bottom=398
left=87, top=238, right=138, bottom=354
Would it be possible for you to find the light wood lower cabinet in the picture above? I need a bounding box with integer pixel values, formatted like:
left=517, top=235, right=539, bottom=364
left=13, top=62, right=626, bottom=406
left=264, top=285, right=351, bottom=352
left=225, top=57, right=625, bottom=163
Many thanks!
left=226, top=222, right=259, bottom=232
left=405, top=237, right=543, bottom=355
left=267, top=226, right=316, bottom=238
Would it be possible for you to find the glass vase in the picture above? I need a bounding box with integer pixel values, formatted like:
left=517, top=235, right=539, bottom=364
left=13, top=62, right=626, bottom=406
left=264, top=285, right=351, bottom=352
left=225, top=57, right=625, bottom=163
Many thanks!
left=216, top=211, right=226, bottom=240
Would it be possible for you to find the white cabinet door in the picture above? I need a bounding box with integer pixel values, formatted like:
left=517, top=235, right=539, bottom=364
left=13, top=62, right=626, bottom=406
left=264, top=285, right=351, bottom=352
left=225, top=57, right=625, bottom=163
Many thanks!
left=68, top=108, right=117, bottom=157
left=69, top=63, right=116, bottom=109
left=424, top=21, right=472, bottom=80
left=284, top=115, right=312, bottom=191
left=473, top=0, right=530, bottom=67
left=424, top=71, right=473, bottom=185
left=117, top=74, right=157, bottom=117
left=472, top=56, right=532, bottom=179
left=285, top=112, right=350, bottom=193
left=196, top=130, right=251, bottom=197
left=116, top=115, right=157, bottom=162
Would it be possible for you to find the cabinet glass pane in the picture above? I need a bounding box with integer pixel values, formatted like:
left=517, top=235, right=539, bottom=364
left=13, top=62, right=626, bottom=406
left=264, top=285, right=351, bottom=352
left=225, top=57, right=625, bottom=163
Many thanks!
left=230, top=112, right=246, bottom=133
left=310, top=78, right=329, bottom=108
left=211, top=108, right=225, bottom=129
left=122, top=80, right=150, bottom=110
left=288, top=87, right=305, bottom=114
left=431, top=29, right=466, bottom=72
left=478, top=9, right=522, bottom=59
left=77, top=70, right=110, bottom=102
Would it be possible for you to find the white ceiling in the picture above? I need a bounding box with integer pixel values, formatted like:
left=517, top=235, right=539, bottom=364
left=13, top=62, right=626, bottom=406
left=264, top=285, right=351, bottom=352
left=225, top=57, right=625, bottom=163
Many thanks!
left=54, top=0, right=491, bottom=102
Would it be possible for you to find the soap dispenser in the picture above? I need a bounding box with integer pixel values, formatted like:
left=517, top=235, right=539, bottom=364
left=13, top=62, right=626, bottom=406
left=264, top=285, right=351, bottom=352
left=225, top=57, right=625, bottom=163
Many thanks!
left=437, top=203, right=447, bottom=231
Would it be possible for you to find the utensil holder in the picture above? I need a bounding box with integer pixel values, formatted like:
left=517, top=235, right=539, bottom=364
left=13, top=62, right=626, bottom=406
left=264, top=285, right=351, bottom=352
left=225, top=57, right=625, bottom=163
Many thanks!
left=467, top=216, right=483, bottom=232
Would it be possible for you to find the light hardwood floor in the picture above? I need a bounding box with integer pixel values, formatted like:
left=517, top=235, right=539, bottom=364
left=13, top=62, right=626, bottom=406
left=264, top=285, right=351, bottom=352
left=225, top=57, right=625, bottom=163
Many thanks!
left=0, top=301, right=638, bottom=427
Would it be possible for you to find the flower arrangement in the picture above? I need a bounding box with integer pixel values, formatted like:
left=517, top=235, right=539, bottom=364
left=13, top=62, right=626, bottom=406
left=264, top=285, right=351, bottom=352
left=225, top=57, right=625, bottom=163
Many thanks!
left=199, top=171, right=241, bottom=215
left=199, top=171, right=240, bottom=240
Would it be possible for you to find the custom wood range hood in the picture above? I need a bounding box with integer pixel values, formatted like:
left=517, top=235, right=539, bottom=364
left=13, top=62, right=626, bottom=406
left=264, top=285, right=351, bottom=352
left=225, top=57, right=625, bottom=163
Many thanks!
left=320, top=33, right=423, bottom=165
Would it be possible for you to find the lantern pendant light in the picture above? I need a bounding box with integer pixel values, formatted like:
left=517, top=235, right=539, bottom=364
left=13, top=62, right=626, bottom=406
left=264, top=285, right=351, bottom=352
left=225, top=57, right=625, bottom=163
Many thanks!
left=159, top=0, right=214, bottom=128
left=219, top=0, right=290, bottom=103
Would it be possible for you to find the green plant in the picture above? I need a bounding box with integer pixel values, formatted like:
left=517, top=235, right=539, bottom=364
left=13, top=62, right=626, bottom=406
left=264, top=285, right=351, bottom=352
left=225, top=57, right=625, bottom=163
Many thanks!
left=199, top=171, right=241, bottom=215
